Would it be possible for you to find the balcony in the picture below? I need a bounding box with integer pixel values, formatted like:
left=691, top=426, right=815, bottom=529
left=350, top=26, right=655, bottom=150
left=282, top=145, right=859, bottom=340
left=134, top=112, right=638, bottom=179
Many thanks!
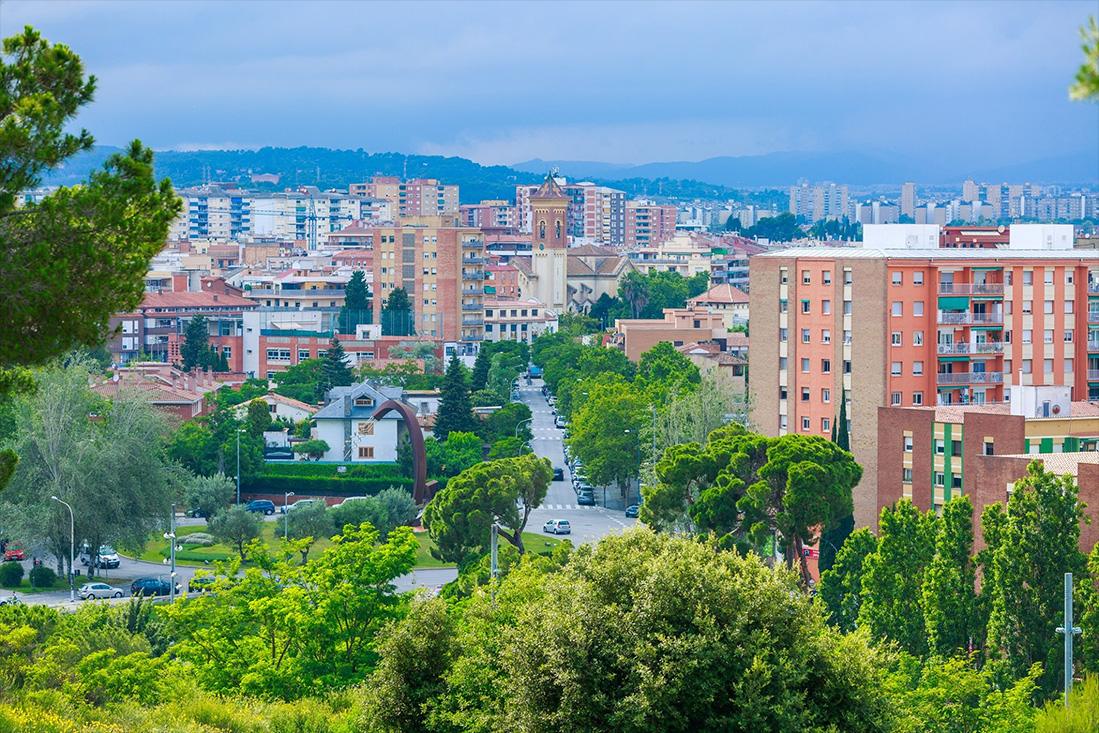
left=461, top=240, right=483, bottom=249
left=462, top=318, right=484, bottom=326
left=462, top=271, right=483, bottom=280
left=1088, top=282, right=1099, bottom=294
left=940, top=342, right=1004, bottom=354
left=461, top=256, right=484, bottom=264
left=462, top=287, right=484, bottom=296
left=936, top=371, right=1004, bottom=385
left=1089, top=310, right=1099, bottom=324
left=938, top=311, right=971, bottom=325
left=936, top=311, right=1004, bottom=326
left=461, top=303, right=482, bottom=312
left=1087, top=369, right=1099, bottom=381
left=1089, top=340, right=1099, bottom=352
left=938, top=283, right=1005, bottom=296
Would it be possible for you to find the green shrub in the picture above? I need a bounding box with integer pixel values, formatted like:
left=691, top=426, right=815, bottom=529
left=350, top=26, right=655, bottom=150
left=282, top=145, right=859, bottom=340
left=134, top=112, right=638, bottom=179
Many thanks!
left=258, top=462, right=404, bottom=479
left=1036, top=675, right=1099, bottom=733
left=242, top=475, right=413, bottom=496
left=28, top=565, right=57, bottom=588
left=0, top=561, right=23, bottom=587
left=180, top=533, right=215, bottom=547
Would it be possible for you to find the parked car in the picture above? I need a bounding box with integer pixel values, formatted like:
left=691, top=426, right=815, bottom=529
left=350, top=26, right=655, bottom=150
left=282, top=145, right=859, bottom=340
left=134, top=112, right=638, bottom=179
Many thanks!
left=282, top=499, right=321, bottom=514
left=554, top=416, right=566, bottom=429
left=577, top=493, right=596, bottom=506
left=81, top=544, right=119, bottom=568
left=552, top=467, right=564, bottom=481
left=130, top=576, right=180, bottom=597
left=244, top=500, right=276, bottom=515
left=79, top=582, right=123, bottom=600
left=184, top=507, right=207, bottom=518
left=2, top=542, right=24, bottom=561
left=336, top=496, right=369, bottom=507
left=625, top=505, right=640, bottom=518
left=543, top=519, right=571, bottom=535
left=187, top=575, right=217, bottom=593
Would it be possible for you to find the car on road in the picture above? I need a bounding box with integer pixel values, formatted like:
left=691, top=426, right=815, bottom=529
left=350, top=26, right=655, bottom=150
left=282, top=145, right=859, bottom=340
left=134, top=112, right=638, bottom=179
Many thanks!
left=552, top=467, right=564, bottom=481
left=554, top=416, right=566, bottom=429
left=79, top=582, right=124, bottom=600
left=577, top=493, right=596, bottom=506
left=188, top=575, right=218, bottom=593
left=543, top=519, right=571, bottom=535
left=184, top=507, right=208, bottom=518
left=2, top=542, right=24, bottom=561
left=244, top=500, right=276, bottom=515
left=130, top=576, right=180, bottom=597
left=336, top=496, right=369, bottom=507
left=625, top=505, right=640, bottom=518
left=282, top=498, right=321, bottom=513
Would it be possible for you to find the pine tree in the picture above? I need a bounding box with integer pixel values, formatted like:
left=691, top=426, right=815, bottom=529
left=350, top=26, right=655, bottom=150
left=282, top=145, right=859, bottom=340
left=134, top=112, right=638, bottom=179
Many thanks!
left=321, top=337, right=354, bottom=395
left=836, top=390, right=850, bottom=451
left=434, top=354, right=477, bottom=441
left=339, top=270, right=371, bottom=334
left=470, top=344, right=493, bottom=393
left=180, top=315, right=209, bottom=371
left=382, top=287, right=415, bottom=336
left=922, top=495, right=980, bottom=657
left=820, top=392, right=854, bottom=573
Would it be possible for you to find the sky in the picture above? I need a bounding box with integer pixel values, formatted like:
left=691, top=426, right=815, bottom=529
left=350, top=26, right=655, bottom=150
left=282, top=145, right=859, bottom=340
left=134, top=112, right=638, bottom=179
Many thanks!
left=3, top=0, right=1097, bottom=172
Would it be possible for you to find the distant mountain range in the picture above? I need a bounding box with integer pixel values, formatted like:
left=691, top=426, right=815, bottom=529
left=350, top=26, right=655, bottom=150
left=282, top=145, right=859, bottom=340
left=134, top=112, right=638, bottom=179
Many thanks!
left=513, top=150, right=1099, bottom=188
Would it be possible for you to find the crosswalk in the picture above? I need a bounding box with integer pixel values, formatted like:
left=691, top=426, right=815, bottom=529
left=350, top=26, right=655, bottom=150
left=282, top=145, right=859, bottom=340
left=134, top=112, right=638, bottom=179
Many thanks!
left=541, top=504, right=598, bottom=510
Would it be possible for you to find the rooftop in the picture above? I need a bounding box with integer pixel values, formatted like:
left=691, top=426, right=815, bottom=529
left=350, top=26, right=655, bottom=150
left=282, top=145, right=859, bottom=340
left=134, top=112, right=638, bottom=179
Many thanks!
left=996, top=451, right=1099, bottom=477
left=758, top=247, right=1099, bottom=261
left=689, top=283, right=750, bottom=305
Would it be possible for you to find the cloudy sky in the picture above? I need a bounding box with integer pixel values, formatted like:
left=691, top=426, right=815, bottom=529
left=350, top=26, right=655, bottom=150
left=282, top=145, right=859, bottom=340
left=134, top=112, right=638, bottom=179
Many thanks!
left=4, top=0, right=1097, bottom=170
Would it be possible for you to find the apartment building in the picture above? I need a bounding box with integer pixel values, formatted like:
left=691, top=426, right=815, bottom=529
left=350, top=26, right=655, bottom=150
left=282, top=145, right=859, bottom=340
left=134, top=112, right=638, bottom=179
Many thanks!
left=349, top=177, right=459, bottom=217
left=789, top=182, right=849, bottom=222
left=627, top=232, right=713, bottom=277
left=687, top=283, right=750, bottom=330
left=749, top=247, right=1099, bottom=528
left=486, top=264, right=521, bottom=298
left=612, top=306, right=729, bottom=362
left=624, top=200, right=677, bottom=248
left=169, top=186, right=252, bottom=241
left=515, top=180, right=627, bottom=246
left=369, top=216, right=485, bottom=344
left=236, top=270, right=350, bottom=310
left=459, top=200, right=520, bottom=229
left=484, top=299, right=558, bottom=344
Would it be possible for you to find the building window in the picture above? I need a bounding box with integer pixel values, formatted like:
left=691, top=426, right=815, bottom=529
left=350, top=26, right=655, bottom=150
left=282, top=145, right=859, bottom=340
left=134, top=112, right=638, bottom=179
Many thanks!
left=892, top=302, right=902, bottom=317
left=913, top=272, right=924, bottom=286
left=913, top=392, right=923, bottom=405
left=802, top=329, right=811, bottom=343
left=358, top=446, right=375, bottom=459
left=822, top=300, right=831, bottom=314
left=222, top=346, right=232, bottom=360
left=1044, top=300, right=1054, bottom=314
left=844, top=330, right=852, bottom=344
left=801, top=387, right=810, bottom=402
left=844, top=300, right=852, bottom=315
left=1044, top=359, right=1054, bottom=373
left=357, top=422, right=375, bottom=435
left=822, top=418, right=831, bottom=433
left=952, top=475, right=962, bottom=489
left=823, top=270, right=832, bottom=284
left=822, top=388, right=831, bottom=403
left=780, top=415, right=788, bottom=429
left=935, top=472, right=945, bottom=487
left=353, top=397, right=375, bottom=407
left=913, top=331, right=924, bottom=346
left=780, top=357, right=788, bottom=370
left=801, top=300, right=811, bottom=314
left=780, top=328, right=788, bottom=342
left=935, top=439, right=945, bottom=455
left=891, top=361, right=902, bottom=376
left=1023, top=271, right=1033, bottom=285
left=780, top=386, right=788, bottom=400
left=802, top=270, right=811, bottom=284
left=298, top=349, right=310, bottom=362
left=822, top=329, right=831, bottom=344
left=780, top=268, right=788, bottom=284
left=892, top=272, right=902, bottom=286
left=891, top=392, right=902, bottom=406
left=802, top=416, right=811, bottom=431
left=914, top=301, right=924, bottom=317
left=1022, top=329, right=1032, bottom=344
left=822, top=359, right=831, bottom=373
left=1066, top=358, right=1074, bottom=372
left=1022, top=300, right=1032, bottom=314
left=903, top=435, right=913, bottom=452
left=1044, top=269, right=1054, bottom=285
left=844, top=360, right=851, bottom=374
left=780, top=300, right=788, bottom=313
left=801, top=358, right=810, bottom=372
left=984, top=440, right=994, bottom=456
left=844, top=269, right=853, bottom=285
left=902, top=468, right=914, bottom=483
left=892, top=332, right=902, bottom=346
left=1022, top=359, right=1032, bottom=374
left=266, top=348, right=291, bottom=362
left=913, top=361, right=924, bottom=376
left=1044, top=329, right=1054, bottom=343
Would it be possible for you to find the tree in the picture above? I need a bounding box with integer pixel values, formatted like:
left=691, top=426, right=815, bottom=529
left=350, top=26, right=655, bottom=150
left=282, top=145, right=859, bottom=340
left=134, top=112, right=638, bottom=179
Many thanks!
left=820, top=392, right=852, bottom=573
left=488, top=436, right=526, bottom=460
left=470, top=345, right=492, bottom=393
left=819, top=527, right=878, bottom=633
left=478, top=402, right=532, bottom=445
left=381, top=287, right=414, bottom=336
left=184, top=473, right=234, bottom=520
left=338, top=270, right=371, bottom=334
left=245, top=399, right=271, bottom=437
left=486, top=352, right=523, bottom=400
left=180, top=315, right=210, bottom=372
left=984, top=461, right=1088, bottom=694
left=636, top=340, right=700, bottom=396
left=292, top=439, right=330, bottom=461
left=742, top=212, right=805, bottom=242
left=387, top=340, right=439, bottom=376
left=286, top=500, right=333, bottom=564
left=567, top=379, right=645, bottom=499
left=321, top=337, right=353, bottom=395
left=208, top=505, right=263, bottom=558
left=423, top=453, right=552, bottom=563
left=425, top=431, right=486, bottom=485
left=271, top=358, right=325, bottom=404
left=686, top=270, right=710, bottom=298
left=1070, top=15, right=1099, bottom=102
left=372, top=487, right=418, bottom=539
left=922, top=495, right=981, bottom=658
left=433, top=354, right=476, bottom=441
left=857, top=499, right=936, bottom=657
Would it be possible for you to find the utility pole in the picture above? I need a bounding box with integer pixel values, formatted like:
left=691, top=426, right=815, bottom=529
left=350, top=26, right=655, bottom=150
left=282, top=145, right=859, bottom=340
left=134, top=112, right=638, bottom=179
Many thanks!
left=1056, top=572, right=1082, bottom=708
left=50, top=496, right=74, bottom=604
left=236, top=428, right=244, bottom=504
left=164, top=504, right=180, bottom=602
left=490, top=524, right=499, bottom=603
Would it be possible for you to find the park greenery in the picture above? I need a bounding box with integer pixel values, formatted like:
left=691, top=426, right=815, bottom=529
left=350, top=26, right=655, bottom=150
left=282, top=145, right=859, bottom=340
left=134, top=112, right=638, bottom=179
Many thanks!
left=585, top=268, right=710, bottom=326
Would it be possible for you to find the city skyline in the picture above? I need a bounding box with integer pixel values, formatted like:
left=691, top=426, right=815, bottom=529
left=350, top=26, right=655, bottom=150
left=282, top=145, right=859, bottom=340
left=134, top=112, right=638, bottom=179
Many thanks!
left=3, top=0, right=1096, bottom=177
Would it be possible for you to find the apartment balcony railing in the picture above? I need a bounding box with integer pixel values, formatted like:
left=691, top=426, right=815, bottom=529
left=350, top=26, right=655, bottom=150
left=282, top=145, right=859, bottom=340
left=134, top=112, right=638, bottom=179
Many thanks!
left=461, top=256, right=484, bottom=264
left=1089, top=369, right=1099, bottom=381
left=971, top=313, right=1003, bottom=325
left=1088, top=282, right=1099, bottom=294
left=462, top=287, right=484, bottom=296
left=1089, top=310, right=1099, bottom=323
left=462, top=318, right=484, bottom=326
left=463, top=334, right=484, bottom=341
left=936, top=371, right=1004, bottom=385
left=938, top=283, right=1005, bottom=295
left=461, top=240, right=483, bottom=249
left=938, top=311, right=971, bottom=324
left=462, top=271, right=483, bottom=280
left=1088, top=340, right=1099, bottom=352
left=940, top=342, right=1005, bottom=354
left=461, top=303, right=482, bottom=312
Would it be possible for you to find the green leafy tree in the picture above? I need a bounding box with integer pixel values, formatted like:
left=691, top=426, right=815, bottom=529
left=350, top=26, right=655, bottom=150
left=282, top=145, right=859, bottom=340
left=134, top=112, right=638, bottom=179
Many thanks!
left=742, top=211, right=805, bottom=242
left=208, top=505, right=263, bottom=557
left=387, top=340, right=439, bottom=376
left=285, top=500, right=334, bottom=564
left=819, top=527, right=878, bottom=633
left=636, top=340, right=700, bottom=397
left=479, top=402, right=532, bottom=445
left=245, top=399, right=271, bottom=436
left=321, top=337, right=354, bottom=394
left=486, top=351, right=523, bottom=400
left=985, top=461, right=1088, bottom=694
left=184, top=472, right=234, bottom=519
left=425, top=431, right=483, bottom=484
left=271, top=358, right=326, bottom=404
left=372, top=487, right=418, bottom=539
left=686, top=270, right=710, bottom=298
left=433, top=354, right=477, bottom=441
left=338, top=270, right=371, bottom=334
left=922, top=495, right=981, bottom=657
left=1070, top=15, right=1099, bottom=102
left=567, top=378, right=645, bottom=499
left=292, top=439, right=330, bottom=461
left=857, top=499, right=936, bottom=657
left=179, top=315, right=210, bottom=372
left=381, top=287, right=415, bottom=336
left=488, top=436, right=526, bottom=460
left=423, top=453, right=552, bottom=563
left=470, top=345, right=493, bottom=392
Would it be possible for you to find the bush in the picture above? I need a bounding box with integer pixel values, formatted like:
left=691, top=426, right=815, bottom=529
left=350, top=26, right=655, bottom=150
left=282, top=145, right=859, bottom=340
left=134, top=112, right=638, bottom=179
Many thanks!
left=0, top=561, right=24, bottom=587
left=29, top=565, right=57, bottom=588
left=241, top=475, right=413, bottom=496
left=257, top=462, right=404, bottom=479
left=180, top=533, right=216, bottom=547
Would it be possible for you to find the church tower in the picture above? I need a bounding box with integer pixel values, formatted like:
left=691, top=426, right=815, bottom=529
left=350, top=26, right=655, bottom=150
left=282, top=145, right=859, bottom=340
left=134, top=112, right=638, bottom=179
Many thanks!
left=529, top=172, right=569, bottom=311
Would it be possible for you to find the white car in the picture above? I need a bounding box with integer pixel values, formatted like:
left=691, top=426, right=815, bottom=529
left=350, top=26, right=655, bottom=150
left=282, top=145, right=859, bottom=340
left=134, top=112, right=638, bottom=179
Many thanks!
left=336, top=496, right=369, bottom=507
left=283, top=499, right=321, bottom=513
left=79, top=582, right=124, bottom=600
left=543, top=519, right=571, bottom=535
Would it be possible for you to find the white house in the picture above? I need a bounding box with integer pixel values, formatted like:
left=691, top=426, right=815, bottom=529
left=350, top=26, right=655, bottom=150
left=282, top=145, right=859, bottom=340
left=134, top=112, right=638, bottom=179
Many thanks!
left=234, top=392, right=318, bottom=425
left=311, top=383, right=404, bottom=463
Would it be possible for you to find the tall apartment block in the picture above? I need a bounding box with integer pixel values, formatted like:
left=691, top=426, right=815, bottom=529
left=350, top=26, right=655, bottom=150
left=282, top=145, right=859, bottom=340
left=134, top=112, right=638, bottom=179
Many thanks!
left=349, top=177, right=459, bottom=217
left=169, top=186, right=253, bottom=241
left=900, top=182, right=917, bottom=219
left=516, top=180, right=628, bottom=246
left=624, top=201, right=677, bottom=248
left=369, top=216, right=485, bottom=345
left=789, top=182, right=849, bottom=222
left=749, top=246, right=1099, bottom=528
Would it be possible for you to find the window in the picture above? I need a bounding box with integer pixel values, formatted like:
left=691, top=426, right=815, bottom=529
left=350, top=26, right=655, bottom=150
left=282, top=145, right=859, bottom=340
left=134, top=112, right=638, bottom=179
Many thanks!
left=844, top=300, right=852, bottom=315
left=780, top=415, right=788, bottom=430
left=1005, top=301, right=1012, bottom=315
left=1066, top=329, right=1074, bottom=342
left=780, top=357, right=788, bottom=370
left=801, top=358, right=810, bottom=372
left=780, top=268, right=788, bottom=284
left=913, top=331, right=924, bottom=345
left=844, top=269, right=853, bottom=285
left=822, top=388, right=831, bottom=403
left=1023, top=271, right=1033, bottom=285
left=1044, top=300, right=1054, bottom=314
left=802, top=270, right=811, bottom=284
left=913, top=391, right=923, bottom=405
left=822, top=329, right=831, bottom=344
left=1066, top=358, right=1074, bottom=372
left=891, top=392, right=902, bottom=406
left=1022, top=300, right=1032, bottom=314
left=952, top=475, right=963, bottom=489
left=780, top=328, right=788, bottom=342
left=984, top=440, right=994, bottom=456
left=892, top=332, right=902, bottom=346
left=822, top=300, right=831, bottom=314
left=1022, top=329, right=1032, bottom=344
left=297, top=349, right=310, bottom=362
left=353, top=396, right=375, bottom=407
left=913, top=272, right=924, bottom=286
left=892, top=301, right=902, bottom=317
left=802, top=417, right=811, bottom=431
left=951, top=440, right=961, bottom=455
left=1044, top=359, right=1054, bottom=373
left=822, top=418, right=831, bottom=432
left=904, top=435, right=914, bottom=451
left=892, top=271, right=903, bottom=286
left=801, top=387, right=810, bottom=402
left=1066, top=300, right=1075, bottom=314
left=779, top=300, right=788, bottom=313
left=891, top=361, right=902, bottom=376
left=357, top=422, right=375, bottom=435
left=266, top=348, right=291, bottom=362
left=802, top=328, right=811, bottom=343
left=780, top=386, right=788, bottom=400
left=358, top=446, right=375, bottom=459
left=934, top=439, right=945, bottom=455
left=913, top=361, right=924, bottom=376
left=1044, top=329, right=1054, bottom=343
left=844, top=360, right=852, bottom=374
left=801, top=300, right=811, bottom=314
left=1022, top=359, right=1032, bottom=374
left=935, top=472, right=945, bottom=487
left=844, top=330, right=852, bottom=344
left=823, top=270, right=832, bottom=284
left=1067, top=272, right=1075, bottom=285
left=1044, top=269, right=1054, bottom=285
left=903, top=468, right=913, bottom=482
left=914, top=301, right=925, bottom=317
left=822, top=359, right=831, bottom=373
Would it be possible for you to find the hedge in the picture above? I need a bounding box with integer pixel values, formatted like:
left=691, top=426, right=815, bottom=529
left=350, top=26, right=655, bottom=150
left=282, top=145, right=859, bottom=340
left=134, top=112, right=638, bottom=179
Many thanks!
left=241, top=475, right=413, bottom=497
left=256, top=462, right=405, bottom=480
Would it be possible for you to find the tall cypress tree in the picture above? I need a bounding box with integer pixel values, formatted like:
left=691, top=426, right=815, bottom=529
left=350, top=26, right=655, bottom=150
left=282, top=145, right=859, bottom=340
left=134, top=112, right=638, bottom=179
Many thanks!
left=339, top=270, right=371, bottom=334
left=836, top=390, right=850, bottom=452
left=321, top=337, right=354, bottom=395
left=470, top=343, right=494, bottom=393
left=820, top=390, right=853, bottom=573
left=179, top=315, right=209, bottom=371
left=381, top=287, right=415, bottom=336
left=434, top=354, right=477, bottom=441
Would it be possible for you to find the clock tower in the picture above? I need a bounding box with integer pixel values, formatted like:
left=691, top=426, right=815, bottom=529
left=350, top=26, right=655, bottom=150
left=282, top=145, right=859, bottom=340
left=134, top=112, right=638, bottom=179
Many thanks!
left=529, top=171, right=569, bottom=311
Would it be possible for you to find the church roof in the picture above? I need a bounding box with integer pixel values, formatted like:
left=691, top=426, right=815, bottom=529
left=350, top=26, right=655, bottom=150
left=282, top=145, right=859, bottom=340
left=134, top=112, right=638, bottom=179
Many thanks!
left=531, top=173, right=567, bottom=199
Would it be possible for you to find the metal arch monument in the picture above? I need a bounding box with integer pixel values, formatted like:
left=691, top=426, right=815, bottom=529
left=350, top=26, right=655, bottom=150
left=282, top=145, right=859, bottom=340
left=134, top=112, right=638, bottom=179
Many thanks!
left=371, top=399, right=432, bottom=504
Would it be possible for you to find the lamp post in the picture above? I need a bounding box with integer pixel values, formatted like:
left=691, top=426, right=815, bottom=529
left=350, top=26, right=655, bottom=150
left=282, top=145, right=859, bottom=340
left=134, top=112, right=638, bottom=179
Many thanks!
left=50, top=496, right=75, bottom=603
left=516, top=417, right=534, bottom=440
left=624, top=429, right=641, bottom=507
left=235, top=428, right=245, bottom=505
left=284, top=491, right=295, bottom=540
left=163, top=503, right=181, bottom=602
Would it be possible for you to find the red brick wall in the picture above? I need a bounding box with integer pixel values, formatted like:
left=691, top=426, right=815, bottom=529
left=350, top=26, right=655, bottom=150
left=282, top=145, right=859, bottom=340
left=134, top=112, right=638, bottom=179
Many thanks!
left=877, top=407, right=935, bottom=517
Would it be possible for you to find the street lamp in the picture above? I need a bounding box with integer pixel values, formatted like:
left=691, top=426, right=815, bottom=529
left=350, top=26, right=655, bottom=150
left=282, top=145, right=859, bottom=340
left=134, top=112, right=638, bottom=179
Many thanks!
left=162, top=503, right=182, bottom=602
left=235, top=428, right=246, bottom=505
left=284, top=492, right=295, bottom=540
left=50, top=496, right=75, bottom=603
left=516, top=417, right=534, bottom=440
left=623, top=429, right=641, bottom=507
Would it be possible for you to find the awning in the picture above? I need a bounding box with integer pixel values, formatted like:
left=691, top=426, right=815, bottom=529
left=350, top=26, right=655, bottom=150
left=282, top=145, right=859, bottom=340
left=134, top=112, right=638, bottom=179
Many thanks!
left=938, top=355, right=970, bottom=362
left=938, top=296, right=969, bottom=310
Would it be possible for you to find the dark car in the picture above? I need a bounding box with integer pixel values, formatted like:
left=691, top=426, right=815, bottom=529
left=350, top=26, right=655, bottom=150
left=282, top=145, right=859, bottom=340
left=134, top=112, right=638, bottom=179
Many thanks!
left=625, top=505, right=640, bottom=518
left=130, top=576, right=179, bottom=597
left=552, top=467, right=564, bottom=481
left=577, top=493, right=596, bottom=506
left=188, top=575, right=217, bottom=593
left=244, top=500, right=276, bottom=515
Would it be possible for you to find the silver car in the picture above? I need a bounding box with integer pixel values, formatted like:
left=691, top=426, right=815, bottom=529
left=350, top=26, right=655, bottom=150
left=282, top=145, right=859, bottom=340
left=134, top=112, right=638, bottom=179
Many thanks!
left=78, top=582, right=124, bottom=600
